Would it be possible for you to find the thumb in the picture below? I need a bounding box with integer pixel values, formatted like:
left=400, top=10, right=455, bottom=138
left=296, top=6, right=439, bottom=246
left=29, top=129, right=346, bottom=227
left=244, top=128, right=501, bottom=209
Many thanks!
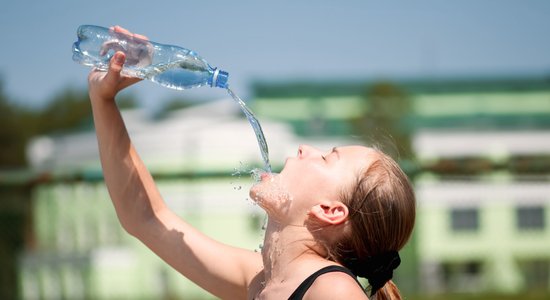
left=105, top=51, right=126, bottom=83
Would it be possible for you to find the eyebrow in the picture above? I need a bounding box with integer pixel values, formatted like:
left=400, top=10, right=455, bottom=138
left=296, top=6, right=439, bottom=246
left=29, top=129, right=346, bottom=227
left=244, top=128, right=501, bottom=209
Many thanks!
left=332, top=147, right=341, bottom=159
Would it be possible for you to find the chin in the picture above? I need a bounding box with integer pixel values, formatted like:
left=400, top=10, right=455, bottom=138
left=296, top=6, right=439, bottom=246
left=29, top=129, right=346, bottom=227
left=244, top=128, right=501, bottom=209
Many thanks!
left=248, top=176, right=293, bottom=219
left=249, top=184, right=261, bottom=202
left=248, top=184, right=272, bottom=217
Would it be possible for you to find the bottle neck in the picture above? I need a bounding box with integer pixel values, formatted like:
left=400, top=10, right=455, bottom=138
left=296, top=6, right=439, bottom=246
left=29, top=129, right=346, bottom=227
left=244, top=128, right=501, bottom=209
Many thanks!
left=211, top=68, right=229, bottom=88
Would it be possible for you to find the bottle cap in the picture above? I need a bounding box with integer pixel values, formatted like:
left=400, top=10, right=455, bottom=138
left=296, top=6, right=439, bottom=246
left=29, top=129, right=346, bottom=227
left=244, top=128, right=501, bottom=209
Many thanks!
left=212, top=69, right=229, bottom=88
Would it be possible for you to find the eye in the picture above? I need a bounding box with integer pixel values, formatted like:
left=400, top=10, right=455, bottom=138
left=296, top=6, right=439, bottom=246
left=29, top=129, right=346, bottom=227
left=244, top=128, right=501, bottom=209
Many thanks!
left=321, top=155, right=327, bottom=161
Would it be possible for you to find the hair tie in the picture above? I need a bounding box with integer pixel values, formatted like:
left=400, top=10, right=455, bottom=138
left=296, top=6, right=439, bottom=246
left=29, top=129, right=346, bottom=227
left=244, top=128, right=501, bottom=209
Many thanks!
left=343, top=251, right=401, bottom=296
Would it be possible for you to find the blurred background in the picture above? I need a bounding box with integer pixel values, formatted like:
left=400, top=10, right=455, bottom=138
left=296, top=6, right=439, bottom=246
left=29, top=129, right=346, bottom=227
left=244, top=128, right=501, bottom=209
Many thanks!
left=1, top=1, right=550, bottom=299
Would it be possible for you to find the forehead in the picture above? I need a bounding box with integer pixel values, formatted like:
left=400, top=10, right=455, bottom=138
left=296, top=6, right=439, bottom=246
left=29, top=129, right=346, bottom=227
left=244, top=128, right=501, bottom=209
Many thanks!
left=338, top=145, right=376, bottom=156
left=338, top=145, right=379, bottom=167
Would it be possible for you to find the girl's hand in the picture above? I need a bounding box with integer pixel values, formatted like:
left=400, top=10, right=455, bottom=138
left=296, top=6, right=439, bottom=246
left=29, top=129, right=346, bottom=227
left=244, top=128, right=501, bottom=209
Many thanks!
left=88, top=26, right=150, bottom=101
left=88, top=51, right=141, bottom=101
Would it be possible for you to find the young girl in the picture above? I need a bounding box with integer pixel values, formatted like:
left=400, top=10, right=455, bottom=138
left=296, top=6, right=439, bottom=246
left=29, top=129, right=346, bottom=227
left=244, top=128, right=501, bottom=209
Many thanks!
left=87, top=26, right=416, bottom=300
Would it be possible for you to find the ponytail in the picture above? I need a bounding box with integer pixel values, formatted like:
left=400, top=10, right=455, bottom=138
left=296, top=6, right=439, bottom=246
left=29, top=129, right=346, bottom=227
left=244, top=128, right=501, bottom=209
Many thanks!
left=370, top=280, right=402, bottom=300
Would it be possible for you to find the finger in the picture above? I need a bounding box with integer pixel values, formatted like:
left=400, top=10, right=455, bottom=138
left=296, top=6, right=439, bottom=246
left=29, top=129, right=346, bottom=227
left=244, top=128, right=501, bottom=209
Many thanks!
left=111, top=26, right=133, bottom=42
left=112, top=25, right=131, bottom=35
left=112, top=25, right=148, bottom=42
left=104, top=51, right=125, bottom=84
left=133, top=33, right=149, bottom=41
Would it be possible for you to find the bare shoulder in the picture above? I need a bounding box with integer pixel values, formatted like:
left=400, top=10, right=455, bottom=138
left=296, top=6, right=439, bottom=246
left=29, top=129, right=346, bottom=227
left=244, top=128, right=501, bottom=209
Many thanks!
left=304, top=271, right=368, bottom=300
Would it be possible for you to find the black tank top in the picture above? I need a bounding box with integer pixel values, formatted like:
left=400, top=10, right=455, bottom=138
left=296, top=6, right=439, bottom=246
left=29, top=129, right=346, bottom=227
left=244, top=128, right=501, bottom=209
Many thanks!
left=287, top=265, right=364, bottom=300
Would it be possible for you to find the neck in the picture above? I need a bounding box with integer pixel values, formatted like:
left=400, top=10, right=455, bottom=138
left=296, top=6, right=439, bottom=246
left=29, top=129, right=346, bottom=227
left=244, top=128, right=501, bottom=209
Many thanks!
left=261, top=217, right=326, bottom=283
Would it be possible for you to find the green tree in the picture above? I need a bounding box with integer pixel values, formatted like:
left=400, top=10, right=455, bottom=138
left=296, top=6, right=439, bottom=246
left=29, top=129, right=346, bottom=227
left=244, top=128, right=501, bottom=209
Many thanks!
left=0, top=81, right=29, bottom=167
left=36, top=88, right=94, bottom=134
left=352, top=81, right=414, bottom=160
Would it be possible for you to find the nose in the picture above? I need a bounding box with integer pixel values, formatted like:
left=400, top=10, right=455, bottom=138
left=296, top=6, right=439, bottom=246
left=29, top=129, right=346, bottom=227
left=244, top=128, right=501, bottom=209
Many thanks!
left=298, top=145, right=322, bottom=158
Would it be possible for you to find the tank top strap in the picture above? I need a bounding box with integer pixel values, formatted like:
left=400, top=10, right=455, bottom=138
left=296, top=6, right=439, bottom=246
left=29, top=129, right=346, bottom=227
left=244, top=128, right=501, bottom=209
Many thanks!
left=287, top=265, right=363, bottom=300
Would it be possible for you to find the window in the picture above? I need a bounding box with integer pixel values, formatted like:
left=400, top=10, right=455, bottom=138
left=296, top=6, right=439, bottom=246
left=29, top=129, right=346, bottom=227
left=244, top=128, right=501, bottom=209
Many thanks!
left=518, top=259, right=550, bottom=290
left=516, top=206, right=545, bottom=230
left=450, top=208, right=479, bottom=231
left=441, top=261, right=484, bottom=292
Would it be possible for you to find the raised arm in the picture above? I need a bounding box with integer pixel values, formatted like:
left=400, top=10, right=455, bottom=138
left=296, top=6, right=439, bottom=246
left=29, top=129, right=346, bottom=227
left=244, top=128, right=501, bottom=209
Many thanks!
left=88, top=42, right=262, bottom=299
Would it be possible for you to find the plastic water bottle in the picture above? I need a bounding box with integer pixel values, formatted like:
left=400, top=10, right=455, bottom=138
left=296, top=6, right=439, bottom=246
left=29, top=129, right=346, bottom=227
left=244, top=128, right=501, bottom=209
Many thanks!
left=72, top=25, right=228, bottom=89
left=73, top=25, right=271, bottom=172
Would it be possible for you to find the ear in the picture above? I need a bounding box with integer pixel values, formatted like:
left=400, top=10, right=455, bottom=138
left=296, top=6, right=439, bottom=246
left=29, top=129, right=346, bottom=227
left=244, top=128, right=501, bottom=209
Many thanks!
left=310, top=201, right=349, bottom=225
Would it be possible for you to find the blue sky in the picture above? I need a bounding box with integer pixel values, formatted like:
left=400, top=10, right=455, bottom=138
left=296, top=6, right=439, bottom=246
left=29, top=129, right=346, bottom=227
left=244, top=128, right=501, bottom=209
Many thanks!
left=1, top=1, right=549, bottom=110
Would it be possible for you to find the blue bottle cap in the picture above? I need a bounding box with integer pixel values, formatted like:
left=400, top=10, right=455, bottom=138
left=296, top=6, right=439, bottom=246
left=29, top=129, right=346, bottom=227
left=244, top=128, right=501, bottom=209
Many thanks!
left=212, top=69, right=229, bottom=88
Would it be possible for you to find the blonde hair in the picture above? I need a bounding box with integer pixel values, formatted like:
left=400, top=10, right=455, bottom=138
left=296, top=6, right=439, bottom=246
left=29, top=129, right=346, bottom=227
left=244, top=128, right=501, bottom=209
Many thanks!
left=333, top=150, right=416, bottom=299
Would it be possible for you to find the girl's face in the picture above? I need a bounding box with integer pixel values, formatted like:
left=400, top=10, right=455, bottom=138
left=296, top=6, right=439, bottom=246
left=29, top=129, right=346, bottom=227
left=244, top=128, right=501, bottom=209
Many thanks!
left=250, top=145, right=376, bottom=224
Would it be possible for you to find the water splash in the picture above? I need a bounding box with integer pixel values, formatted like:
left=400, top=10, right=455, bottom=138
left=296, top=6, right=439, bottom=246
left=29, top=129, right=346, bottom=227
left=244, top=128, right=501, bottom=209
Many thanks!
left=250, top=168, right=265, bottom=182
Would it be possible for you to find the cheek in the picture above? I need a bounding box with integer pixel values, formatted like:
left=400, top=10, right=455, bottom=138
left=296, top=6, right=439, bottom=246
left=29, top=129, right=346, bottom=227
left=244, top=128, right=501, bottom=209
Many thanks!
left=290, top=167, right=342, bottom=197
left=286, top=163, right=330, bottom=186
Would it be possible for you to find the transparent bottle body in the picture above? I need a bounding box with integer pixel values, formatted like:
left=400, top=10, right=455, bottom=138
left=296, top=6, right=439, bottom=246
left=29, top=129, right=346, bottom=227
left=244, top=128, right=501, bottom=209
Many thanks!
left=72, top=25, right=227, bottom=89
